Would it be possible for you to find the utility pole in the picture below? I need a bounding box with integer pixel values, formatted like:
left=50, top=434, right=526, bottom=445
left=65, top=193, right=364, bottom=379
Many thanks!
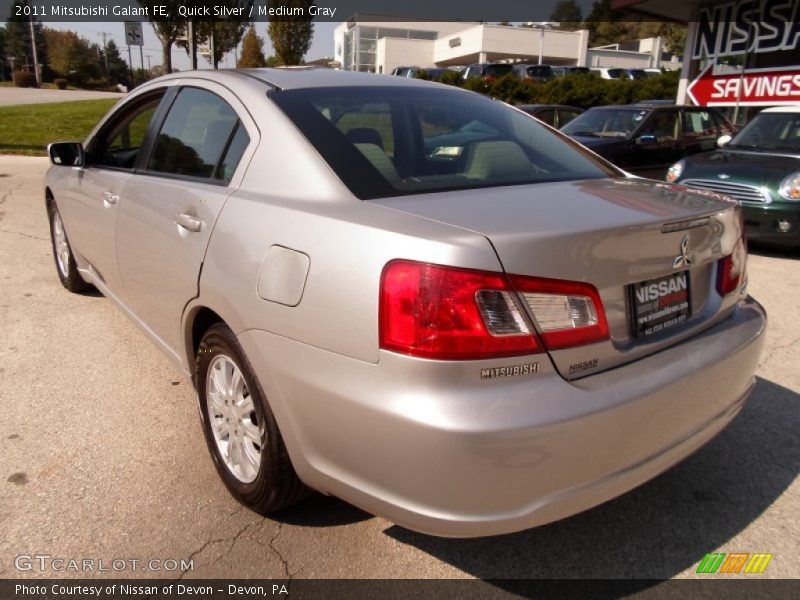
left=99, top=31, right=111, bottom=75
left=28, top=16, right=41, bottom=86
left=188, top=21, right=197, bottom=69
left=146, top=54, right=152, bottom=71
left=210, top=28, right=216, bottom=69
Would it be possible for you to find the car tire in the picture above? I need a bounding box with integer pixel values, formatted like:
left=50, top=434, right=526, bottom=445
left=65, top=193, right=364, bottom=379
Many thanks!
left=48, top=201, right=92, bottom=293
left=196, top=323, right=310, bottom=513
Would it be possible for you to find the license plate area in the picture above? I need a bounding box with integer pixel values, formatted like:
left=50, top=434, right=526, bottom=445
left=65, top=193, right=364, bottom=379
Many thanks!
left=630, top=271, right=691, bottom=338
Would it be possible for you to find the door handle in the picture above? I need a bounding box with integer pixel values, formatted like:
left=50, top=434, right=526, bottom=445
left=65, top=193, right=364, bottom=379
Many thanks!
left=102, top=191, right=119, bottom=207
left=173, top=213, right=203, bottom=233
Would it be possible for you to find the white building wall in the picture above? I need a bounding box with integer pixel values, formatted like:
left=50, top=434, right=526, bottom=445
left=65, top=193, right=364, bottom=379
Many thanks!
left=586, top=49, right=657, bottom=69
left=433, top=25, right=585, bottom=66
left=377, top=38, right=435, bottom=74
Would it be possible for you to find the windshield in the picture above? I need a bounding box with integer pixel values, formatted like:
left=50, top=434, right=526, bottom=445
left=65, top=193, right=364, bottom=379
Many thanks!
left=562, top=108, right=650, bottom=138
left=730, top=112, right=800, bottom=152
left=270, top=86, right=617, bottom=200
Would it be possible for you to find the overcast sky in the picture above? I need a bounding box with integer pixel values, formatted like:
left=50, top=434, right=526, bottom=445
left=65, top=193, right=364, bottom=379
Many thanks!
left=45, top=21, right=338, bottom=70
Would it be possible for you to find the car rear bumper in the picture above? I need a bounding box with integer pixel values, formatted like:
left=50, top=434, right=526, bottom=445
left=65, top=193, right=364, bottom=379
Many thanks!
left=238, top=297, right=766, bottom=538
left=742, top=203, right=800, bottom=246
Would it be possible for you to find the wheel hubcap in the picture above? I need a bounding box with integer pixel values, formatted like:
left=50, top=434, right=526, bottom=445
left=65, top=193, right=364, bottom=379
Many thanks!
left=52, top=212, right=70, bottom=277
left=205, top=355, right=262, bottom=483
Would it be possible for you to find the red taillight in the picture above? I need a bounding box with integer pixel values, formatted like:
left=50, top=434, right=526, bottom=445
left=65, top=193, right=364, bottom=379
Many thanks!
left=379, top=261, right=540, bottom=360
left=716, top=234, right=747, bottom=296
left=379, top=260, right=610, bottom=360
left=510, top=275, right=610, bottom=350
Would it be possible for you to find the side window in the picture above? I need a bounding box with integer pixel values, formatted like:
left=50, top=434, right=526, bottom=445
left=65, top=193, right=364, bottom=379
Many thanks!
left=710, top=110, right=733, bottom=136
left=148, top=87, right=239, bottom=179
left=94, top=95, right=163, bottom=169
left=559, top=109, right=582, bottom=127
left=535, top=109, right=557, bottom=127
left=641, top=110, right=680, bottom=141
left=684, top=109, right=716, bottom=140
left=216, top=123, right=250, bottom=182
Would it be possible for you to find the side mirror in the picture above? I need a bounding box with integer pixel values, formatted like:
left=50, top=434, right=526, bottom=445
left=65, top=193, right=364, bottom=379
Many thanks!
left=636, top=133, right=657, bottom=145
left=48, top=142, right=85, bottom=167
left=717, top=134, right=732, bottom=148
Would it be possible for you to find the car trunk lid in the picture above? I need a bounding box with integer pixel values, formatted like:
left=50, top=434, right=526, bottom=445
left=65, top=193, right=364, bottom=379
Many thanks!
left=372, top=178, right=744, bottom=379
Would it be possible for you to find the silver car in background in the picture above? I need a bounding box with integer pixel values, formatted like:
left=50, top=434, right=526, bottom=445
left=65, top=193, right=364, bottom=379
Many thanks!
left=45, top=69, right=766, bottom=537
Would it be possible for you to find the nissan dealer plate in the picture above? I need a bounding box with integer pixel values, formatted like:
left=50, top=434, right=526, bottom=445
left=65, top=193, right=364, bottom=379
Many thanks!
left=631, top=272, right=691, bottom=338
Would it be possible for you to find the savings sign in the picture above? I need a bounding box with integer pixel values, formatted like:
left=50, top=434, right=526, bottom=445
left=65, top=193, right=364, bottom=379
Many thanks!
left=687, top=64, right=800, bottom=106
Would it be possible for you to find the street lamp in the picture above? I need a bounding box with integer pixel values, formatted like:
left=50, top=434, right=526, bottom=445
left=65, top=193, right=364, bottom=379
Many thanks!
left=534, top=22, right=553, bottom=65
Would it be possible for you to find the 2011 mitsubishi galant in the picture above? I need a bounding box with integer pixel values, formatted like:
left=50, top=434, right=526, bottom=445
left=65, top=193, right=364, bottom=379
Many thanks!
left=45, top=69, right=766, bottom=537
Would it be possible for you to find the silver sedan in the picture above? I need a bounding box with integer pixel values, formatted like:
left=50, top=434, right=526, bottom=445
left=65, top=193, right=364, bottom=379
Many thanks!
left=44, top=69, right=766, bottom=537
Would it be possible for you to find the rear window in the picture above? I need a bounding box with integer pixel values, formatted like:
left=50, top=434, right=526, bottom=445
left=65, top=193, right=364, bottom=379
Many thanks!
left=270, top=86, right=615, bottom=200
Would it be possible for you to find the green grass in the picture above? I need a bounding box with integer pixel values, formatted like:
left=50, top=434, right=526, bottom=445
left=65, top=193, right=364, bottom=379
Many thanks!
left=0, top=98, right=119, bottom=155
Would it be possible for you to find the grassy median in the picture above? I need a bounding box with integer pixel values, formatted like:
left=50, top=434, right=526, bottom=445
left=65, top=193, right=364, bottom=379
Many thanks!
left=0, top=98, right=119, bottom=155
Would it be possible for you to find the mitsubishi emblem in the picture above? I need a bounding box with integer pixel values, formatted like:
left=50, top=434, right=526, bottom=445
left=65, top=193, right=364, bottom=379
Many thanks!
left=673, top=235, right=695, bottom=269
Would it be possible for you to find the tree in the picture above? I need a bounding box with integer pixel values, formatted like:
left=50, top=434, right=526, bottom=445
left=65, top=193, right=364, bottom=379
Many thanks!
left=138, top=0, right=185, bottom=73
left=549, top=0, right=583, bottom=30
left=103, top=39, right=130, bottom=84
left=238, top=26, right=267, bottom=68
left=582, top=0, right=629, bottom=47
left=42, top=28, right=102, bottom=85
left=268, top=0, right=314, bottom=66
left=4, top=0, right=48, bottom=76
left=638, top=22, right=687, bottom=56
left=196, top=20, right=248, bottom=69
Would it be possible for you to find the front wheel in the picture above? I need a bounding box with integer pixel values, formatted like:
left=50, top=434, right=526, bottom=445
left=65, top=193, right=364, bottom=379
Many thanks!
left=196, top=323, right=309, bottom=513
left=48, top=201, right=92, bottom=293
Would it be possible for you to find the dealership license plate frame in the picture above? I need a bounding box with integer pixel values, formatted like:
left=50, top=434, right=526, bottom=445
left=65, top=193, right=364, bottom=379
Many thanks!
left=629, top=271, right=691, bottom=338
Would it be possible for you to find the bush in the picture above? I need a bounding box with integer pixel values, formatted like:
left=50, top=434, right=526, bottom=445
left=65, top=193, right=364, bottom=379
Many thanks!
left=83, top=77, right=112, bottom=90
left=54, top=78, right=68, bottom=90
left=13, top=70, right=38, bottom=88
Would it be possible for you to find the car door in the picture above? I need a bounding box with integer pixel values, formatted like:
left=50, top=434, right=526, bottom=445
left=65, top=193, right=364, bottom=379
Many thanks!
left=114, top=82, right=257, bottom=358
left=629, top=108, right=682, bottom=178
left=62, top=90, right=167, bottom=291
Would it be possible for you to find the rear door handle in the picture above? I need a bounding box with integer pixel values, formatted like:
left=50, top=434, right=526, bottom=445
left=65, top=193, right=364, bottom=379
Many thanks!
left=173, top=213, right=203, bottom=233
left=102, top=191, right=119, bottom=207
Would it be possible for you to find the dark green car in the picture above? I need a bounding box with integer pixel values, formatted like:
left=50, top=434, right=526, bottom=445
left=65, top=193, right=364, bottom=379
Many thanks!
left=669, top=106, right=800, bottom=249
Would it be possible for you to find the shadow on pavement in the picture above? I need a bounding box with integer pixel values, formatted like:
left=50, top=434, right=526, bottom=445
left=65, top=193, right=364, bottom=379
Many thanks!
left=271, top=493, right=373, bottom=528
left=381, top=376, right=798, bottom=581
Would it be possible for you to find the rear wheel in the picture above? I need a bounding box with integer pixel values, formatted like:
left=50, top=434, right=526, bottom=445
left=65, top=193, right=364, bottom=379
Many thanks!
left=48, top=201, right=91, bottom=293
left=196, top=323, right=309, bottom=512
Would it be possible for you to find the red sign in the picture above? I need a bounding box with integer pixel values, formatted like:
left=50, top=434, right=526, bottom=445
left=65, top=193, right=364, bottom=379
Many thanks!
left=687, top=64, right=800, bottom=107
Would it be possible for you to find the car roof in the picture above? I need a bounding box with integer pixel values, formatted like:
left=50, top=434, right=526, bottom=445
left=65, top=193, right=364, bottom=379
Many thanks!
left=761, top=106, right=800, bottom=113
left=145, top=67, right=450, bottom=92
left=517, top=104, right=583, bottom=111
left=239, top=67, right=445, bottom=89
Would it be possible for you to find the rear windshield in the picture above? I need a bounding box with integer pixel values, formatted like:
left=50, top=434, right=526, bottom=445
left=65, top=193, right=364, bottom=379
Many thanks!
left=607, top=68, right=628, bottom=79
left=270, top=86, right=616, bottom=200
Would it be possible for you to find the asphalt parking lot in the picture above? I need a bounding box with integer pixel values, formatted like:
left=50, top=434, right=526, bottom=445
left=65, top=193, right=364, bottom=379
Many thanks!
left=0, top=155, right=798, bottom=581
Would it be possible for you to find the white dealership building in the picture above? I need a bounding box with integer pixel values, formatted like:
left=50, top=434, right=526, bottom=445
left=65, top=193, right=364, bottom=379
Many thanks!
left=333, top=16, right=679, bottom=74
